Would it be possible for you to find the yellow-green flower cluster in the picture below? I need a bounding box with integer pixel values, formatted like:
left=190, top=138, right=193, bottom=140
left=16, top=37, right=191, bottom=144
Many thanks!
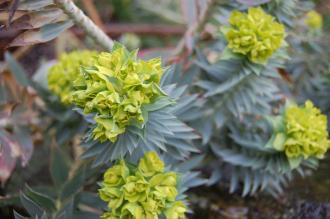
left=305, top=10, right=323, bottom=30
left=71, top=46, right=165, bottom=142
left=47, top=50, right=98, bottom=105
left=272, top=101, right=330, bottom=160
left=224, top=7, right=285, bottom=64
left=99, top=151, right=186, bottom=219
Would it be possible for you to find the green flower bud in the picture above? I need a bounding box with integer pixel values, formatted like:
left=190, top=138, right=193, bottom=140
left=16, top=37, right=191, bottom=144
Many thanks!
left=92, top=116, right=125, bottom=143
left=150, top=172, right=177, bottom=187
left=124, top=173, right=149, bottom=203
left=224, top=7, right=285, bottom=64
left=148, top=190, right=167, bottom=213
left=47, top=50, right=97, bottom=105
left=141, top=198, right=161, bottom=216
left=71, top=45, right=165, bottom=142
left=103, top=160, right=129, bottom=187
left=99, top=187, right=124, bottom=209
left=150, top=172, right=178, bottom=202
left=138, top=151, right=165, bottom=177
left=164, top=201, right=186, bottom=219
left=305, top=10, right=323, bottom=30
left=121, top=203, right=144, bottom=219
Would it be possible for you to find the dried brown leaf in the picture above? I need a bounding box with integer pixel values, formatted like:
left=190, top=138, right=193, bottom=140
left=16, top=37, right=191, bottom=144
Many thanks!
left=7, top=0, right=19, bottom=25
left=0, top=102, right=17, bottom=120
left=7, top=20, right=73, bottom=47
left=9, top=8, right=63, bottom=30
left=0, top=132, right=19, bottom=185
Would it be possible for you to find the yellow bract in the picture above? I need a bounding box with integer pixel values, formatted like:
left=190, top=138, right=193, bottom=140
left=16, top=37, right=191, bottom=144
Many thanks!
left=164, top=201, right=186, bottom=219
left=224, top=7, right=285, bottom=64
left=138, top=151, right=165, bottom=177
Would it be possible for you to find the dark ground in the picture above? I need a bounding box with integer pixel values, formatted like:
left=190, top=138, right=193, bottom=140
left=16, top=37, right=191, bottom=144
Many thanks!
left=189, top=155, right=330, bottom=219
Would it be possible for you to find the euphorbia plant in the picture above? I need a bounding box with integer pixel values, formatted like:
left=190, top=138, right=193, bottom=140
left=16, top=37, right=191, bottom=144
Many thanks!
left=2, top=0, right=330, bottom=218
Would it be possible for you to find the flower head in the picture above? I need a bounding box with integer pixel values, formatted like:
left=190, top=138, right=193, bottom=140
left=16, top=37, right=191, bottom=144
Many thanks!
left=271, top=101, right=330, bottom=162
left=71, top=46, right=165, bottom=142
left=47, top=50, right=97, bottom=104
left=99, top=151, right=185, bottom=219
left=283, top=101, right=329, bottom=159
left=224, top=7, right=285, bottom=64
left=305, top=10, right=323, bottom=30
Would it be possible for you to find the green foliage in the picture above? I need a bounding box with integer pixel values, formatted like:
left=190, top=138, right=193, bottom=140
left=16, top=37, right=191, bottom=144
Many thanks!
left=286, top=10, right=329, bottom=97
left=208, top=116, right=320, bottom=196
left=14, top=147, right=95, bottom=219
left=78, top=58, right=200, bottom=166
left=180, top=0, right=329, bottom=197
left=260, top=0, right=313, bottom=27
left=193, top=48, right=287, bottom=139
left=316, top=70, right=330, bottom=115
left=3, top=0, right=330, bottom=218
left=5, top=53, right=30, bottom=86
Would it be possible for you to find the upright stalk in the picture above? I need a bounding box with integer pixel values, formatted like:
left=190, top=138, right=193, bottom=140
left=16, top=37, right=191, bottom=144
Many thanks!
left=54, top=0, right=114, bottom=51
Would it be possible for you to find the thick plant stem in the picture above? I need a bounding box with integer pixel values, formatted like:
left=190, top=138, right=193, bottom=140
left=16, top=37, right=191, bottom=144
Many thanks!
left=54, top=0, right=114, bottom=51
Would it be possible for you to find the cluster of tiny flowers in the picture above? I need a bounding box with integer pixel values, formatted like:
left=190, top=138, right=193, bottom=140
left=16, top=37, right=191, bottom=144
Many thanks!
left=47, top=51, right=97, bottom=104
left=305, top=10, right=323, bottom=30
left=224, top=7, right=285, bottom=64
left=273, top=101, right=330, bottom=160
left=99, top=151, right=186, bottom=219
left=70, top=46, right=165, bottom=142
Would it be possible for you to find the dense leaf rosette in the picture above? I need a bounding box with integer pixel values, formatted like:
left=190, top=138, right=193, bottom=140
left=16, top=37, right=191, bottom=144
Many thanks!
left=47, top=50, right=98, bottom=104
left=71, top=45, right=165, bottom=142
left=305, top=10, right=323, bottom=30
left=80, top=61, right=200, bottom=165
left=224, top=7, right=285, bottom=64
left=269, top=101, right=330, bottom=168
left=99, top=151, right=186, bottom=219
